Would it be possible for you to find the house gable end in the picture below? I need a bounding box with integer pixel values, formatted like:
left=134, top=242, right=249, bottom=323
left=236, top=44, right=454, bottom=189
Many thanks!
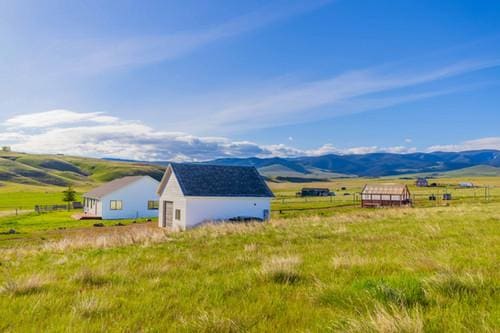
left=157, top=165, right=185, bottom=198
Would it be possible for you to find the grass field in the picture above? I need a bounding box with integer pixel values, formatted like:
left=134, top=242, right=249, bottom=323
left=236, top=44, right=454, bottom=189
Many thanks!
left=270, top=176, right=500, bottom=218
left=0, top=177, right=499, bottom=332
left=0, top=184, right=86, bottom=211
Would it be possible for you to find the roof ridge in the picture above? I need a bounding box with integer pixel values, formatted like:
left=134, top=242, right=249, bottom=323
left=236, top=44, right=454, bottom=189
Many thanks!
left=164, top=163, right=274, bottom=197
left=84, top=175, right=156, bottom=199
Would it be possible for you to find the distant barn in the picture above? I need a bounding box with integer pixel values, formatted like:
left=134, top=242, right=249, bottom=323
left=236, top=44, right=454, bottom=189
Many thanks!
left=299, top=188, right=332, bottom=197
left=361, top=184, right=411, bottom=208
left=459, top=182, right=474, bottom=188
left=416, top=177, right=428, bottom=187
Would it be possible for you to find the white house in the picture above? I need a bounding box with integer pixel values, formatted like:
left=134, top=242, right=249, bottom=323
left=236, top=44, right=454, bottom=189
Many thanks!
left=156, top=163, right=274, bottom=230
left=83, top=175, right=160, bottom=219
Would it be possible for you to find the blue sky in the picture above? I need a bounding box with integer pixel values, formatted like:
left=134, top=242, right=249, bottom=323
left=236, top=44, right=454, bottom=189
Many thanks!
left=0, top=0, right=499, bottom=161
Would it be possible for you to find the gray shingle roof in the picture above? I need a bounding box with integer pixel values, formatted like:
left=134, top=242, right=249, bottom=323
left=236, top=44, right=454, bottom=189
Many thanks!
left=168, top=163, right=274, bottom=197
left=84, top=176, right=147, bottom=199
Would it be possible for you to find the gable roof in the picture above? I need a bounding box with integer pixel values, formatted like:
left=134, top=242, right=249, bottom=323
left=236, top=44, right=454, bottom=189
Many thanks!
left=157, top=163, right=274, bottom=198
left=84, top=176, right=156, bottom=199
left=361, top=183, right=409, bottom=195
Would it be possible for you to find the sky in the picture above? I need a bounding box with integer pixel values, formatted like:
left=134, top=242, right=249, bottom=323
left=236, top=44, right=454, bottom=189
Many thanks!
left=0, top=0, right=499, bottom=161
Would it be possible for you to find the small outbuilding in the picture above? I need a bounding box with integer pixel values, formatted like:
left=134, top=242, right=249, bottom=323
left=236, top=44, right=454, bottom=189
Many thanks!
left=459, top=182, right=474, bottom=188
left=299, top=187, right=333, bottom=197
left=361, top=183, right=411, bottom=208
left=416, top=177, right=428, bottom=187
left=83, top=176, right=160, bottom=219
left=157, top=163, right=274, bottom=230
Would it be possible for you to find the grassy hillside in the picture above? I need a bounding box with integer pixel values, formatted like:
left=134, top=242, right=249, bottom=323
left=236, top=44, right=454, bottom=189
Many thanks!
left=0, top=152, right=165, bottom=187
left=211, top=150, right=500, bottom=177
left=0, top=203, right=498, bottom=332
left=258, top=164, right=353, bottom=181
left=406, top=165, right=500, bottom=178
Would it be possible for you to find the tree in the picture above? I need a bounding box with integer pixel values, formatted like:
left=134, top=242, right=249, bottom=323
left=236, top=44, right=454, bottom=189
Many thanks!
left=62, top=186, right=77, bottom=209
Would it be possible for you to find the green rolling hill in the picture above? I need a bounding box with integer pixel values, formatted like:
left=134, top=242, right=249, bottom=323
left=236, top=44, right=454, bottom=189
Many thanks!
left=404, top=165, right=500, bottom=178
left=0, top=150, right=499, bottom=189
left=0, top=152, right=165, bottom=187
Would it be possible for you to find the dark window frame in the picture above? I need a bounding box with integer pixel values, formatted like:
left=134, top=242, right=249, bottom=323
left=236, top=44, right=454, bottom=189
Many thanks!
left=175, top=209, right=181, bottom=220
left=110, top=200, right=123, bottom=210
left=148, top=200, right=159, bottom=210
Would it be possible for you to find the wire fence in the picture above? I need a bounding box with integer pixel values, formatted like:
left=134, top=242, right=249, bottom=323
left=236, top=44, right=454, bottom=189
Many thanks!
left=273, top=186, right=499, bottom=214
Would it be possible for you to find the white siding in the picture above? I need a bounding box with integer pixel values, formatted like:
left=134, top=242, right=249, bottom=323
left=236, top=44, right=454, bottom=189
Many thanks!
left=159, top=172, right=187, bottom=229
left=96, top=200, right=103, bottom=217
left=157, top=168, right=273, bottom=230
left=184, top=197, right=271, bottom=229
left=97, top=177, right=159, bottom=219
left=84, top=198, right=102, bottom=216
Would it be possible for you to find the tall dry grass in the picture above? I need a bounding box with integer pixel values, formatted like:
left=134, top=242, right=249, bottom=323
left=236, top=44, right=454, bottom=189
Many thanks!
left=344, top=305, right=424, bottom=333
left=0, top=274, right=50, bottom=296
left=260, top=256, right=302, bottom=284
left=2, top=224, right=172, bottom=260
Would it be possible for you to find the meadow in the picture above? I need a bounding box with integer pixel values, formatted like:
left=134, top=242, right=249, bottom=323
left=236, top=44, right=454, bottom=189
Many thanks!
left=0, top=176, right=499, bottom=332
left=0, top=184, right=82, bottom=211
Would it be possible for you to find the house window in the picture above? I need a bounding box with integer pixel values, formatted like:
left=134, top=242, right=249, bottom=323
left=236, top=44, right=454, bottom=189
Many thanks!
left=110, top=200, right=123, bottom=210
left=148, top=200, right=159, bottom=210
left=175, top=209, right=181, bottom=220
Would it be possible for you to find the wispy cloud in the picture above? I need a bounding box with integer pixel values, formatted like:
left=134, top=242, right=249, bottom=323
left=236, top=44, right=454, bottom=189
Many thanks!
left=28, top=1, right=333, bottom=76
left=427, top=137, right=500, bottom=152
left=5, top=110, right=118, bottom=129
left=171, top=59, right=500, bottom=133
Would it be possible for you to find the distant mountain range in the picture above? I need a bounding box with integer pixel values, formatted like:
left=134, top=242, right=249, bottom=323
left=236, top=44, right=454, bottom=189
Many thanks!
left=204, top=150, right=500, bottom=179
left=0, top=150, right=498, bottom=187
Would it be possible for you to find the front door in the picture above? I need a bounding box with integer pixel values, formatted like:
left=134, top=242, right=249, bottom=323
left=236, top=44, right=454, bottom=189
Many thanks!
left=263, top=209, right=270, bottom=221
left=162, top=201, right=173, bottom=227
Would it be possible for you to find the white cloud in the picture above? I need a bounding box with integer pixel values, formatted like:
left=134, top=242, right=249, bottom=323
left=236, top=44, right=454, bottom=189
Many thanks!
left=404, top=138, right=412, bottom=143
left=427, top=137, right=500, bottom=152
left=0, top=110, right=496, bottom=161
left=4, top=110, right=119, bottom=129
left=384, top=146, right=418, bottom=154
left=0, top=110, right=268, bottom=161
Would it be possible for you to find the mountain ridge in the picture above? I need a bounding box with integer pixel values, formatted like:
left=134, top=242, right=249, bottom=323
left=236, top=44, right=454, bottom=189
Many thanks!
left=0, top=150, right=498, bottom=187
left=206, top=150, right=500, bottom=178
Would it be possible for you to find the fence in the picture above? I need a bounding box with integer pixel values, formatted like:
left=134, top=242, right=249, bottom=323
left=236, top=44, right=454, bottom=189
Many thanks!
left=34, top=202, right=83, bottom=213
left=35, top=204, right=71, bottom=213
left=272, top=187, right=499, bottom=215
left=273, top=194, right=361, bottom=214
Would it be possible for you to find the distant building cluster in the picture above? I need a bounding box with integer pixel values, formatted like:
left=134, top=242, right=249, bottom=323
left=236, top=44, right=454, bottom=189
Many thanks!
left=416, top=177, right=428, bottom=187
